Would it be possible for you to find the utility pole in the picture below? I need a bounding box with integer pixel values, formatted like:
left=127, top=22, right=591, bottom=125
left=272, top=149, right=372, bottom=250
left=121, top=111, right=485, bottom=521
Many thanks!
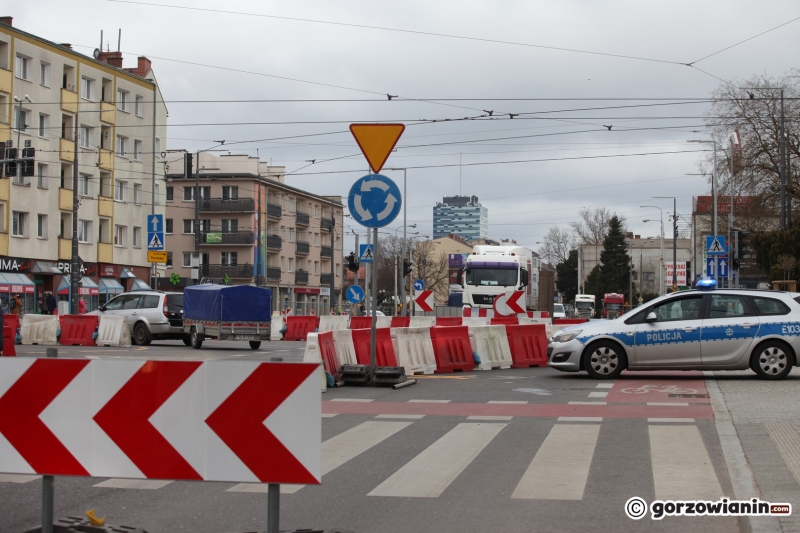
left=354, top=233, right=360, bottom=311
left=654, top=196, right=678, bottom=291
left=256, top=175, right=262, bottom=286
left=780, top=88, right=786, bottom=230
left=329, top=202, right=335, bottom=313
left=70, top=114, right=80, bottom=315
left=194, top=151, right=201, bottom=281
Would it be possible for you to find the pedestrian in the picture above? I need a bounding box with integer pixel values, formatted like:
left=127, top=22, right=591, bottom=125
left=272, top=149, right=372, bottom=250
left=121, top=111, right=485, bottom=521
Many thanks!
left=359, top=304, right=366, bottom=316
left=38, top=293, right=45, bottom=315
left=45, top=291, right=57, bottom=315
left=9, top=294, right=22, bottom=315
left=78, top=296, right=86, bottom=314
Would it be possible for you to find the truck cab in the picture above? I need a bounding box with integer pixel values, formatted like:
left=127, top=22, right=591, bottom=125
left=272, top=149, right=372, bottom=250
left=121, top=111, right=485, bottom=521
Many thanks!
left=573, top=294, right=596, bottom=318
left=601, top=293, right=626, bottom=319
left=460, top=245, right=532, bottom=309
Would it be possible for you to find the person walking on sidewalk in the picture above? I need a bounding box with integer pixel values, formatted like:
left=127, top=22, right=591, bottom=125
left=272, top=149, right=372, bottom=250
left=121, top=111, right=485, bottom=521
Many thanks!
left=9, top=294, right=22, bottom=315
left=78, top=296, right=86, bottom=314
left=45, top=291, right=57, bottom=315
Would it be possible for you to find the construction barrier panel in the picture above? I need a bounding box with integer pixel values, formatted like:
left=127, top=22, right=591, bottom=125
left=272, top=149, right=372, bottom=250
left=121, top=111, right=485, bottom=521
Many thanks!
left=391, top=316, right=410, bottom=328
left=430, top=326, right=474, bottom=373
left=376, top=316, right=392, bottom=329
left=332, top=329, right=358, bottom=366
left=462, top=316, right=490, bottom=327
left=469, top=325, right=513, bottom=370
left=436, top=316, right=462, bottom=327
left=2, top=326, right=15, bottom=356
left=490, top=316, right=519, bottom=326
left=283, top=315, right=317, bottom=341
left=352, top=328, right=398, bottom=367
left=20, top=315, right=59, bottom=345
left=302, top=333, right=328, bottom=392
left=318, top=331, right=341, bottom=379
left=4, top=314, right=20, bottom=333
left=349, top=316, right=372, bottom=329
left=318, top=315, right=349, bottom=332
left=96, top=316, right=132, bottom=347
left=391, top=327, right=437, bottom=375
left=58, top=315, right=99, bottom=346
left=505, top=324, right=549, bottom=368
left=410, top=316, right=436, bottom=328
left=554, top=318, right=589, bottom=325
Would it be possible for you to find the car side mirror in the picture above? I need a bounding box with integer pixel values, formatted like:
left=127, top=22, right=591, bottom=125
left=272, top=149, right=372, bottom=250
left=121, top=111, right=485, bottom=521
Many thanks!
left=98, top=305, right=106, bottom=311
left=646, top=311, right=657, bottom=323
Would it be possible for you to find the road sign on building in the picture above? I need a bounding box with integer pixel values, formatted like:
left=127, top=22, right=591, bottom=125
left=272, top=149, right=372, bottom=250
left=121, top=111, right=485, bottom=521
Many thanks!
left=359, top=244, right=374, bottom=263
left=348, top=174, right=402, bottom=229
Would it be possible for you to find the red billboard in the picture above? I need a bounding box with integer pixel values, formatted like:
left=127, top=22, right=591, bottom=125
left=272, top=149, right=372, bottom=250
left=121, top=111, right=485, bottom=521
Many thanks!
left=695, top=196, right=754, bottom=215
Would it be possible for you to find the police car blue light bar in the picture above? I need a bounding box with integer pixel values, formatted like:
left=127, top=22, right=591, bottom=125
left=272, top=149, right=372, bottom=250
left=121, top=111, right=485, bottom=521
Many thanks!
left=696, top=279, right=717, bottom=290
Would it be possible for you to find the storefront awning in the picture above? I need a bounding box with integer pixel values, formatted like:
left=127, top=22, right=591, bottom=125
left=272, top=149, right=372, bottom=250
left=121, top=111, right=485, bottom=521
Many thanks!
left=0, top=273, right=35, bottom=294
left=30, top=261, right=64, bottom=274
left=130, top=278, right=152, bottom=291
left=99, top=277, right=125, bottom=294
left=119, top=268, right=136, bottom=279
left=57, top=276, right=99, bottom=296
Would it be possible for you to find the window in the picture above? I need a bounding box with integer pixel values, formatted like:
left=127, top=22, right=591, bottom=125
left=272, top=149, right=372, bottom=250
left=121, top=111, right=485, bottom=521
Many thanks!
left=288, top=257, right=295, bottom=273
left=79, top=125, right=93, bottom=148
left=221, top=219, right=238, bottom=233
left=122, top=295, right=141, bottom=309
left=280, top=256, right=286, bottom=272
left=80, top=76, right=95, bottom=100
left=183, top=219, right=195, bottom=234
left=165, top=218, right=173, bottom=234
left=183, top=186, right=209, bottom=201
left=15, top=54, right=30, bottom=80
left=133, top=140, right=142, bottom=161
left=314, top=205, right=320, bottom=218
left=115, top=180, right=127, bottom=202
left=37, top=214, right=47, bottom=239
left=751, top=297, right=791, bottom=316
left=288, top=198, right=296, bottom=213
left=221, top=252, right=238, bottom=266
left=13, top=107, right=30, bottom=132
left=314, top=261, right=319, bottom=275
left=39, top=62, right=50, bottom=87
left=37, top=164, right=48, bottom=189
left=99, top=174, right=111, bottom=197
left=98, top=218, right=110, bottom=243
left=38, top=113, right=49, bottom=138
left=133, top=183, right=143, bottom=204
left=132, top=226, right=141, bottom=248
left=288, top=228, right=295, bottom=243
left=643, top=272, right=656, bottom=282
left=651, top=296, right=703, bottom=322
left=708, top=294, right=751, bottom=319
left=135, top=95, right=143, bottom=117
left=313, top=232, right=319, bottom=246
left=222, top=186, right=238, bottom=200
left=114, top=225, right=127, bottom=247
left=155, top=137, right=161, bottom=156
left=78, top=220, right=91, bottom=243
left=154, top=183, right=160, bottom=205
left=12, top=211, right=27, bottom=237
left=78, top=174, right=92, bottom=196
left=116, top=135, right=128, bottom=157
left=117, top=89, right=129, bottom=111
left=166, top=252, right=173, bottom=267
left=166, top=186, right=173, bottom=202
left=140, top=295, right=159, bottom=309
left=182, top=253, right=192, bottom=268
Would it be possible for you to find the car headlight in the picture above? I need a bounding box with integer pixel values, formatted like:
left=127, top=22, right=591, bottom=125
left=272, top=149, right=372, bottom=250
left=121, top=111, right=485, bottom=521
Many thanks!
left=553, top=330, right=582, bottom=343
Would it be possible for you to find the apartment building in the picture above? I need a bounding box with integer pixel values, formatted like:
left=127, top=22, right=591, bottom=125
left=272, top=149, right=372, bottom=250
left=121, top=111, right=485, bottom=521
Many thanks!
left=0, top=17, right=167, bottom=312
left=165, top=152, right=344, bottom=314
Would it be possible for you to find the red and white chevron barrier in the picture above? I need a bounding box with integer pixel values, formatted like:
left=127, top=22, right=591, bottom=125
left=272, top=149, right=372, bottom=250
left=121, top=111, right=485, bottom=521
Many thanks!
left=462, top=308, right=550, bottom=319
left=0, top=359, right=321, bottom=484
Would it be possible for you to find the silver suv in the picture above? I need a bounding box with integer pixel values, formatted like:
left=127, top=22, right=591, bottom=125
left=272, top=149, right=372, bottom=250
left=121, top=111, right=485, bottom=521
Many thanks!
left=92, top=291, right=188, bottom=345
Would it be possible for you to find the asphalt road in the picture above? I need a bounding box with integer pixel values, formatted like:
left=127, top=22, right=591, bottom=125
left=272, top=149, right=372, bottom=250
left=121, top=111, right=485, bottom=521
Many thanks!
left=1, top=340, right=746, bottom=533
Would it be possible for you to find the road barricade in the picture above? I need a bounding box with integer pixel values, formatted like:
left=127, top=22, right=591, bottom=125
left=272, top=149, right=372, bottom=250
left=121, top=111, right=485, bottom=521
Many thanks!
left=430, top=326, right=474, bottom=373
left=349, top=316, right=372, bottom=329
left=530, top=311, right=550, bottom=319
left=303, top=333, right=328, bottom=392
left=554, top=318, right=589, bottom=325
left=462, top=316, right=490, bottom=327
left=59, top=315, right=99, bottom=346
left=20, top=315, right=59, bottom=345
left=318, top=315, right=349, bottom=332
left=391, top=327, right=436, bottom=374
left=409, top=316, right=436, bottom=328
left=376, top=316, right=392, bottom=329
left=2, top=326, right=15, bottom=356
left=490, top=316, right=518, bottom=326
left=96, top=316, right=131, bottom=347
left=283, top=316, right=317, bottom=341
left=352, top=328, right=398, bottom=367
left=505, top=324, right=549, bottom=368
left=332, top=329, right=358, bottom=366
left=469, top=325, right=513, bottom=370
left=4, top=314, right=20, bottom=333
left=436, top=316, right=462, bottom=327
left=391, top=316, right=410, bottom=328
left=318, top=331, right=341, bottom=379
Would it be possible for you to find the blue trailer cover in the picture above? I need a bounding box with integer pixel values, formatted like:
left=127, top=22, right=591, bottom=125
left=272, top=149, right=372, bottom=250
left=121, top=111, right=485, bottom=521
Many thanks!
left=183, top=285, right=272, bottom=322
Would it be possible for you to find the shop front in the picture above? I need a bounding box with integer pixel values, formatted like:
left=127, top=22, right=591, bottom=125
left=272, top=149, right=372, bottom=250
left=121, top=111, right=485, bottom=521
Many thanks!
left=57, top=276, right=100, bottom=312
left=0, top=273, right=36, bottom=314
left=98, top=278, right=125, bottom=305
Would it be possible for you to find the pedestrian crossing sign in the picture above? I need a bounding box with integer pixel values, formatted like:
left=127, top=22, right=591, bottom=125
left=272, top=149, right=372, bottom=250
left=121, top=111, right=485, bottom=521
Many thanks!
left=706, top=236, right=727, bottom=256
left=147, top=232, right=165, bottom=251
left=359, top=244, right=374, bottom=263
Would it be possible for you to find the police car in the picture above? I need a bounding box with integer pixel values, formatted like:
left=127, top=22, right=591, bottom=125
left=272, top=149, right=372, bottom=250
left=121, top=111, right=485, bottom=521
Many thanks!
left=548, top=280, right=800, bottom=380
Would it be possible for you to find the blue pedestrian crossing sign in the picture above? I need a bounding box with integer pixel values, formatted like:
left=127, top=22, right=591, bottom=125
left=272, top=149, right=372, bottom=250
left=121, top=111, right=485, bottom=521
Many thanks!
left=707, top=257, right=729, bottom=278
left=359, top=244, right=374, bottom=263
left=346, top=285, right=365, bottom=304
left=147, top=232, right=165, bottom=251
left=348, top=174, right=402, bottom=228
left=706, top=235, right=727, bottom=256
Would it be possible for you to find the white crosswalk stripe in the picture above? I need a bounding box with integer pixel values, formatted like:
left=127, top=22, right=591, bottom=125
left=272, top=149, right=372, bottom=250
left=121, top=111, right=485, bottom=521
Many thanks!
left=649, top=425, right=723, bottom=500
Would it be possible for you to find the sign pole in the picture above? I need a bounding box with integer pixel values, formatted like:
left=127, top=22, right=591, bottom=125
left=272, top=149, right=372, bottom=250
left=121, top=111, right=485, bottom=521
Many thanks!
left=370, top=227, right=378, bottom=380
left=268, top=483, right=279, bottom=533
left=42, top=347, right=57, bottom=533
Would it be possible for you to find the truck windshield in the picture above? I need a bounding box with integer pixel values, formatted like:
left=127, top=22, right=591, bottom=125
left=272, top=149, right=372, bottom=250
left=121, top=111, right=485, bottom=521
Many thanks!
left=576, top=302, right=593, bottom=309
left=465, top=268, right=518, bottom=286
left=605, top=304, right=622, bottom=310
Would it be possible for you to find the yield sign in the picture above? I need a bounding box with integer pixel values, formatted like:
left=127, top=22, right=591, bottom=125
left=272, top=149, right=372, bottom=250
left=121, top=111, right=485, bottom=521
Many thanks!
left=349, top=124, right=405, bottom=174
left=493, top=291, right=526, bottom=316
left=0, top=359, right=321, bottom=484
left=415, top=290, right=434, bottom=312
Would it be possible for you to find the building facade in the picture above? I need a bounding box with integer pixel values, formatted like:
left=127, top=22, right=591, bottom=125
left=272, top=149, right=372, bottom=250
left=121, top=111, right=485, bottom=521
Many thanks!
left=165, top=152, right=344, bottom=314
left=0, top=18, right=167, bottom=313
left=433, top=195, right=488, bottom=241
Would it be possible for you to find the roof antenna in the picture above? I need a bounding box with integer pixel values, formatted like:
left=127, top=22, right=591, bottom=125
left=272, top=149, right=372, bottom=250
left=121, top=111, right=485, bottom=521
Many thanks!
left=117, top=29, right=121, bottom=52
left=100, top=30, right=103, bottom=52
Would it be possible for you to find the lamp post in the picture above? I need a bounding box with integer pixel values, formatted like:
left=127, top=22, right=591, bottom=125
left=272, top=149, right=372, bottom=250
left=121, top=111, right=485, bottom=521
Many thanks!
left=641, top=205, right=664, bottom=295
left=688, top=139, right=718, bottom=236
left=386, top=168, right=408, bottom=314
left=654, top=197, right=678, bottom=291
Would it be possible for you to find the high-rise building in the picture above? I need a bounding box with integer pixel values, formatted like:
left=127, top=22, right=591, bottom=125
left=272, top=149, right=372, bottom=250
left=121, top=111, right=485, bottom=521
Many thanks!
left=432, top=195, right=487, bottom=240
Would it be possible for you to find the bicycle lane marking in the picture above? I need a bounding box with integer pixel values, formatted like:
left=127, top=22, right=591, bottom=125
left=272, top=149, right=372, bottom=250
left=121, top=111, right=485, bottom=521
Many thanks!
left=604, top=371, right=710, bottom=405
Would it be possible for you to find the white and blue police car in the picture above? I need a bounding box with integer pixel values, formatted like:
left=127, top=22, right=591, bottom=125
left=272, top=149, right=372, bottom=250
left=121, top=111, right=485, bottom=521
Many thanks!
left=548, top=280, right=800, bottom=380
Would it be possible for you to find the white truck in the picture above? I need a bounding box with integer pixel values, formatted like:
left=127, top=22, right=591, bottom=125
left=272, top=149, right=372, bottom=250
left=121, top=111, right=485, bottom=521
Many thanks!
left=573, top=294, right=596, bottom=319
left=459, top=245, right=535, bottom=310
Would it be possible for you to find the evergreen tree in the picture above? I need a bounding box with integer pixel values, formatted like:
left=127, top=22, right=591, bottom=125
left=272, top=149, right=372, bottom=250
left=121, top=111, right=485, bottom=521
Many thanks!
left=598, top=216, right=632, bottom=295
left=556, top=249, right=579, bottom=303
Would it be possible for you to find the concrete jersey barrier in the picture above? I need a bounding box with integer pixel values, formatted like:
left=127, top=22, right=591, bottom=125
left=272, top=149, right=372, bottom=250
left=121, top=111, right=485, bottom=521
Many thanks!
left=20, top=315, right=59, bottom=345
left=96, top=316, right=132, bottom=347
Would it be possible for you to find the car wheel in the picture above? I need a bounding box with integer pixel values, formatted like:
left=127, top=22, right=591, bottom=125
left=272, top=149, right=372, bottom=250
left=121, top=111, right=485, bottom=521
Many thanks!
left=190, top=327, right=203, bottom=349
left=583, top=340, right=626, bottom=379
left=182, top=336, right=192, bottom=346
left=249, top=341, right=262, bottom=350
left=751, top=341, right=793, bottom=380
left=133, top=323, right=152, bottom=346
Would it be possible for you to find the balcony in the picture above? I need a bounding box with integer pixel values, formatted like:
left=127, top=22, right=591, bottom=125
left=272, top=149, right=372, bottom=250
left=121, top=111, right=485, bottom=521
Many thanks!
left=320, top=273, right=333, bottom=286
left=61, top=88, right=78, bottom=113
left=295, top=270, right=309, bottom=285
left=321, top=245, right=333, bottom=258
left=200, top=263, right=253, bottom=279
left=58, top=238, right=71, bottom=260
left=199, top=231, right=255, bottom=245
left=267, top=202, right=282, bottom=219
left=97, top=242, right=113, bottom=263
left=296, top=241, right=310, bottom=255
left=59, top=188, right=73, bottom=211
left=98, top=196, right=113, bottom=217
left=266, top=265, right=282, bottom=281
left=199, top=198, right=255, bottom=213
left=59, top=138, right=75, bottom=161
left=100, top=101, right=116, bottom=124
left=321, top=217, right=334, bottom=231
left=267, top=234, right=282, bottom=251
left=296, top=211, right=310, bottom=226
left=0, top=68, right=11, bottom=94
left=99, top=148, right=114, bottom=171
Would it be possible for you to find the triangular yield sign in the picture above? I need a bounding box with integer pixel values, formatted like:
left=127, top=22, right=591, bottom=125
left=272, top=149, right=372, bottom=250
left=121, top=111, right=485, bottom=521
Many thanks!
left=349, top=124, right=405, bottom=174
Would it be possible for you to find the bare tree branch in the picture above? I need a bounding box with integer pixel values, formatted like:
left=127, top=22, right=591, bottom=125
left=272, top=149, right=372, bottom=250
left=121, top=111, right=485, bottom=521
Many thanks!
left=538, top=226, right=576, bottom=264
left=569, top=207, right=627, bottom=243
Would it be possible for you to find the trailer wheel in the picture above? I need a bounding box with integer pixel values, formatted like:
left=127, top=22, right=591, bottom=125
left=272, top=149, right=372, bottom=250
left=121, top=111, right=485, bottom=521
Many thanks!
left=190, top=327, right=203, bottom=349
left=249, top=341, right=262, bottom=350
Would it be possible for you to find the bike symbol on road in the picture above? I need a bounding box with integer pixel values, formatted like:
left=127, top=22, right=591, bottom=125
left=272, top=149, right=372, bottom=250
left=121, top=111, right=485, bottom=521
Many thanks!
left=348, top=174, right=402, bottom=228
left=620, top=385, right=698, bottom=394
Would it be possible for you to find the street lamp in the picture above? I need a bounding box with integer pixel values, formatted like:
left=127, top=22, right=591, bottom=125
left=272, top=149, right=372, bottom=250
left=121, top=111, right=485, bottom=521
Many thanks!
left=653, top=197, right=678, bottom=291
left=385, top=168, right=409, bottom=314
left=641, top=204, right=664, bottom=295
left=687, top=139, right=718, bottom=236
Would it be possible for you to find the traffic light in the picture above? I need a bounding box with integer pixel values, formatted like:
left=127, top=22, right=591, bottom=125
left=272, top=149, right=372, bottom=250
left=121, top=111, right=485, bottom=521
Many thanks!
left=21, top=147, right=35, bottom=177
left=402, top=259, right=413, bottom=277
left=347, top=252, right=359, bottom=273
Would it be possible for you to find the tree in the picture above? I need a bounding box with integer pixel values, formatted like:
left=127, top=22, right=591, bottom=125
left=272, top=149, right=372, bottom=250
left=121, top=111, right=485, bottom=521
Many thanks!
left=556, top=249, right=578, bottom=303
left=569, top=207, right=626, bottom=243
left=751, top=227, right=800, bottom=282
left=413, top=240, right=450, bottom=304
left=539, top=226, right=576, bottom=264
left=598, top=216, right=632, bottom=295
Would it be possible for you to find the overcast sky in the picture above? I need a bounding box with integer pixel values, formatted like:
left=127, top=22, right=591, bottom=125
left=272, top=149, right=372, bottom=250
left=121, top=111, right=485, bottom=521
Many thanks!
left=13, top=1, right=800, bottom=255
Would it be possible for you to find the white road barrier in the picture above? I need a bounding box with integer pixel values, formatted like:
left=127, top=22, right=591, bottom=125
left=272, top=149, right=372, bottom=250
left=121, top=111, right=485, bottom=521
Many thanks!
left=303, top=333, right=327, bottom=392
left=332, top=329, right=358, bottom=366
left=96, top=316, right=132, bottom=347
left=319, top=316, right=349, bottom=332
left=20, top=315, right=59, bottom=345
left=391, top=327, right=437, bottom=375
left=469, top=325, right=512, bottom=370
left=376, top=316, right=392, bottom=329
left=462, top=317, right=490, bottom=327
left=409, top=316, right=436, bottom=328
